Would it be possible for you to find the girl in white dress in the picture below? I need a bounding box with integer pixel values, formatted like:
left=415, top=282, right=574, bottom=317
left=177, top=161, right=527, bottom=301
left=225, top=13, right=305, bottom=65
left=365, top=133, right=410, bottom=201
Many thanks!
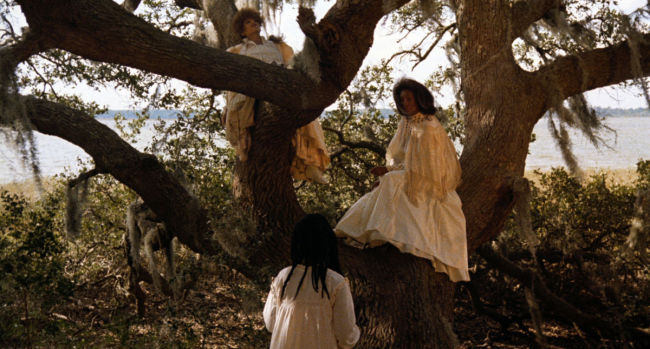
left=264, top=214, right=360, bottom=349
left=225, top=8, right=329, bottom=184
left=335, top=79, right=470, bottom=282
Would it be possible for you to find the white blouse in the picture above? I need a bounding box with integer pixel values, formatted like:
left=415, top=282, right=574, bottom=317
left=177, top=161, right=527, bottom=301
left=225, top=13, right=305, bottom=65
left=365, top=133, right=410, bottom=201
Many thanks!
left=263, top=265, right=360, bottom=348
left=386, top=113, right=462, bottom=203
left=238, top=38, right=285, bottom=64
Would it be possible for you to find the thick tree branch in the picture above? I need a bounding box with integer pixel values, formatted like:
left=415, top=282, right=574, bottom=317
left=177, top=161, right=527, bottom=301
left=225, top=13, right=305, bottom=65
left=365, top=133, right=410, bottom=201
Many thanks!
left=292, top=0, right=410, bottom=116
left=20, top=95, right=217, bottom=255
left=297, top=7, right=320, bottom=44
left=511, top=0, right=563, bottom=39
left=16, top=0, right=322, bottom=110
left=295, top=0, right=407, bottom=89
left=534, top=33, right=650, bottom=114
left=16, top=0, right=412, bottom=124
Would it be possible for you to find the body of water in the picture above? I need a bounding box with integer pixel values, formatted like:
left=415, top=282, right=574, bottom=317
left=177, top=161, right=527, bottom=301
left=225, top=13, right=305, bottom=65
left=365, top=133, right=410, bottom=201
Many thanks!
left=1, top=116, right=650, bottom=184
left=526, top=117, right=650, bottom=170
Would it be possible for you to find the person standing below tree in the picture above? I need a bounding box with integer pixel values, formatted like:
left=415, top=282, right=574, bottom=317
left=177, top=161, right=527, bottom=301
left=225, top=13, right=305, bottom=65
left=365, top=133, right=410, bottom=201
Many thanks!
left=335, top=78, right=470, bottom=282
left=224, top=8, right=329, bottom=184
left=264, top=214, right=360, bottom=348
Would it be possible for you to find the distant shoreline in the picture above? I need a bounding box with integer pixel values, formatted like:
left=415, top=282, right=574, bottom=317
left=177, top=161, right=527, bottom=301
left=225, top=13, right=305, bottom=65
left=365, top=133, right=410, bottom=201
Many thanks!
left=94, top=108, right=650, bottom=120
left=1, top=168, right=641, bottom=200
left=593, top=107, right=650, bottom=118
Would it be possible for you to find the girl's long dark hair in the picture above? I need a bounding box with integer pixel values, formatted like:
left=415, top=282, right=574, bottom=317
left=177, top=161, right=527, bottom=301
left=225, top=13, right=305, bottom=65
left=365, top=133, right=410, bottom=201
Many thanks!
left=393, top=78, right=438, bottom=116
left=280, top=214, right=342, bottom=300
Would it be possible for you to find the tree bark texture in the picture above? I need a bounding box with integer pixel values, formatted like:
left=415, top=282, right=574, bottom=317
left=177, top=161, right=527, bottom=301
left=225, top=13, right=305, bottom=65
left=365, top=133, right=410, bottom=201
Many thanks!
left=342, top=245, right=458, bottom=348
left=457, top=0, right=545, bottom=251
left=10, top=0, right=650, bottom=347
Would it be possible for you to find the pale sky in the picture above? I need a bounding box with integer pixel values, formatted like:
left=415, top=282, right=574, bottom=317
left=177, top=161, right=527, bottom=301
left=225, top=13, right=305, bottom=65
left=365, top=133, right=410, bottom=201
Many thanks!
left=41, top=0, right=650, bottom=110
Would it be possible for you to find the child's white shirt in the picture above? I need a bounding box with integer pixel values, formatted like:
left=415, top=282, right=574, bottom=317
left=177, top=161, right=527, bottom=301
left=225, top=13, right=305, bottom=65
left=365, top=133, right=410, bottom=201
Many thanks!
left=263, top=265, right=360, bottom=348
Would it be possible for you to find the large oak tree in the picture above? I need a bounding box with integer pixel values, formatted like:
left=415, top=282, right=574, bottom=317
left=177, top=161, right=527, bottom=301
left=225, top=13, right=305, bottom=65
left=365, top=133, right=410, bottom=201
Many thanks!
left=2, top=0, right=648, bottom=347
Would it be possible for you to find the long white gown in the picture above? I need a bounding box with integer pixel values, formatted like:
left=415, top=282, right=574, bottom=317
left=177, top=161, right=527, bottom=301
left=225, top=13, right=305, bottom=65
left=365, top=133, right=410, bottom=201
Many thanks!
left=335, top=113, right=470, bottom=282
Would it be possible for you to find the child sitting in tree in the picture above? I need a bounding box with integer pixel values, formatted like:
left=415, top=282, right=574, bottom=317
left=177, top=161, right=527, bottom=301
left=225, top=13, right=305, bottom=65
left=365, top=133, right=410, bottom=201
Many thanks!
left=225, top=8, right=329, bottom=184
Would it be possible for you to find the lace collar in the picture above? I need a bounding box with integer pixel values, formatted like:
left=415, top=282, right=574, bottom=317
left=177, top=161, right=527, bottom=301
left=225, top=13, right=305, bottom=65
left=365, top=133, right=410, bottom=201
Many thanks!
left=405, top=112, right=433, bottom=123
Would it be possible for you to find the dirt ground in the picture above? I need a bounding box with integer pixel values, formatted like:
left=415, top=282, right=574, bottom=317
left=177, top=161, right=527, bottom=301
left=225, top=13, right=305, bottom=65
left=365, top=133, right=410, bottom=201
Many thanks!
left=51, top=260, right=626, bottom=348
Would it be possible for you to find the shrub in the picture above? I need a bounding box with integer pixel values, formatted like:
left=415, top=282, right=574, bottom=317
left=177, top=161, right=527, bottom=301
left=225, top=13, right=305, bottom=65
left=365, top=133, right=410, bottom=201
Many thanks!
left=0, top=190, right=74, bottom=346
left=468, top=162, right=650, bottom=346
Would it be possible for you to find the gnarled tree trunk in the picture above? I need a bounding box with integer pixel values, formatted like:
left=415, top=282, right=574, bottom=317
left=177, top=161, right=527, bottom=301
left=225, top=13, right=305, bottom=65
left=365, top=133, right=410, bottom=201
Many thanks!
left=457, top=0, right=547, bottom=250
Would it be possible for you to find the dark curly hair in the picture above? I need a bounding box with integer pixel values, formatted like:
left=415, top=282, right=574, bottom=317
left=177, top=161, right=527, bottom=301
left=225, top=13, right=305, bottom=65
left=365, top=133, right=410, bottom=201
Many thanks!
left=232, top=8, right=263, bottom=38
left=393, top=78, right=437, bottom=116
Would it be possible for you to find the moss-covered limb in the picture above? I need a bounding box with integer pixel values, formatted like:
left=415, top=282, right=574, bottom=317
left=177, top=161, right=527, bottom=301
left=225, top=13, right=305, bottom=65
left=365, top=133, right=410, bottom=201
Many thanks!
left=15, top=0, right=411, bottom=115
left=529, top=27, right=649, bottom=174
left=532, top=32, right=650, bottom=112
left=15, top=0, right=320, bottom=110
left=0, top=32, right=52, bottom=190
left=17, top=93, right=287, bottom=291
left=0, top=31, right=50, bottom=110
left=19, top=94, right=217, bottom=256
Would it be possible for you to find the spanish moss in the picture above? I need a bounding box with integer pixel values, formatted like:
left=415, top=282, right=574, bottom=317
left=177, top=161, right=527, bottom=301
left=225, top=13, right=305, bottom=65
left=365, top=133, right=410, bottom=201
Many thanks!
left=65, top=178, right=89, bottom=240
left=548, top=116, right=583, bottom=177
left=0, top=38, right=42, bottom=191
